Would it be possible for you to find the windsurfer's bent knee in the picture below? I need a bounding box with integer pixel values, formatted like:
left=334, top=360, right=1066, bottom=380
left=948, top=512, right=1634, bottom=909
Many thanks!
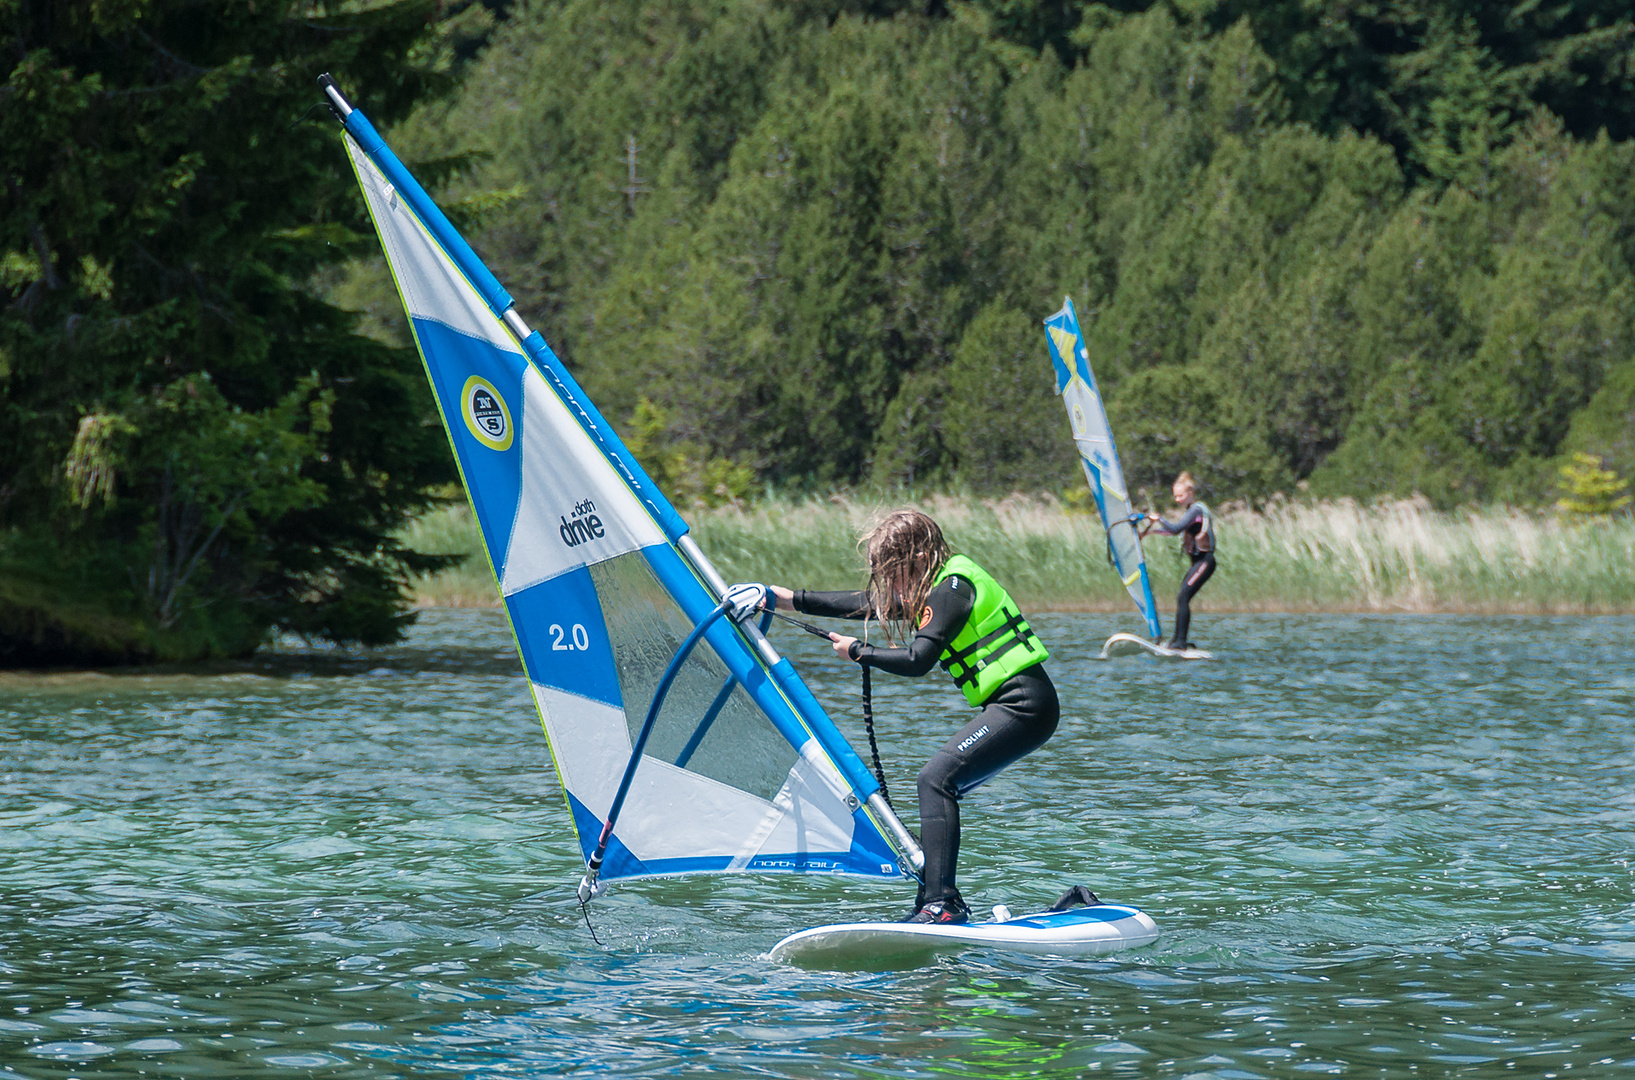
left=915, top=665, right=1058, bottom=913
left=768, top=508, right=1057, bottom=925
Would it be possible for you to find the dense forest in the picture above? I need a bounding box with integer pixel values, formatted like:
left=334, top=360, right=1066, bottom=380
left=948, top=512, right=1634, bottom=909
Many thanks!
left=1, top=0, right=465, bottom=662
left=337, top=0, right=1635, bottom=508
left=3, top=0, right=1633, bottom=662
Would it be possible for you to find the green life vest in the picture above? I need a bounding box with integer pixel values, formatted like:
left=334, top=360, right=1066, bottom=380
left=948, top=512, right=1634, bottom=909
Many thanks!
left=931, top=554, right=1049, bottom=706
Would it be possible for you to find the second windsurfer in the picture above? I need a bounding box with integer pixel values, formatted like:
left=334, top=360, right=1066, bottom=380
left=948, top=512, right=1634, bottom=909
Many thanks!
left=1145, top=471, right=1215, bottom=651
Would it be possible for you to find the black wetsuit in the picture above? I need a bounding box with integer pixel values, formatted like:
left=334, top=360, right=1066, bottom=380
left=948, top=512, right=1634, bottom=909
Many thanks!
left=1153, top=504, right=1215, bottom=649
left=791, top=577, right=1059, bottom=910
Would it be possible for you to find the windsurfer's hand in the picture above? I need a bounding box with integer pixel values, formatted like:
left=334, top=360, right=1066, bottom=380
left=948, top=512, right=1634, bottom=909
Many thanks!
left=767, top=585, right=794, bottom=609
left=830, top=633, right=858, bottom=660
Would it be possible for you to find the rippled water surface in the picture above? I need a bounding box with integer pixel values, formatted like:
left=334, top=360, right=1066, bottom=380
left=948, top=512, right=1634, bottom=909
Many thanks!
left=4, top=610, right=1634, bottom=1078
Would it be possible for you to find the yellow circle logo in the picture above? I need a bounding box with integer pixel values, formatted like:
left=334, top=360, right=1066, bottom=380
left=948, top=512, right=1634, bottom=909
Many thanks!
left=1072, top=402, right=1087, bottom=435
left=462, top=376, right=512, bottom=451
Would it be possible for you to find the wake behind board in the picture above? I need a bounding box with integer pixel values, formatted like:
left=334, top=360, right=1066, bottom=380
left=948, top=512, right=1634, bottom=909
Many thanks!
left=770, top=904, right=1159, bottom=964
left=1100, top=632, right=1212, bottom=661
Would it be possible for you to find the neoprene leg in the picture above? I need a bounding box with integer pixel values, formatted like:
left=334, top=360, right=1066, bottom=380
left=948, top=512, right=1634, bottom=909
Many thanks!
left=1171, top=592, right=1191, bottom=649
left=1172, top=553, right=1216, bottom=647
left=915, top=769, right=960, bottom=908
left=915, top=698, right=1060, bottom=906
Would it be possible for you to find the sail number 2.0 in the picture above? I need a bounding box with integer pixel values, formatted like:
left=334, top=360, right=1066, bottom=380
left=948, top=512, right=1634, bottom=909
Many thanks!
left=550, top=623, right=591, bottom=651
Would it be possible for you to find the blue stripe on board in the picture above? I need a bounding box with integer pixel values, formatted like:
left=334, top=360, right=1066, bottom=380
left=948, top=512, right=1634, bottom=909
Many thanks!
left=1005, top=907, right=1142, bottom=930
left=506, top=568, right=622, bottom=709
left=411, top=318, right=525, bottom=569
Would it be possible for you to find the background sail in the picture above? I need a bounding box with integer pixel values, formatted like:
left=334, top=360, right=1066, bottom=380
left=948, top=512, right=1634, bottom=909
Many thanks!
left=1043, top=298, right=1163, bottom=641
left=342, top=130, right=899, bottom=883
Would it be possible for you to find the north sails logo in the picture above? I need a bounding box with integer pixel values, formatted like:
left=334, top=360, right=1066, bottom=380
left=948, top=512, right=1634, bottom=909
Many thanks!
left=559, top=498, right=606, bottom=547
left=461, top=376, right=512, bottom=451
left=471, top=387, right=505, bottom=439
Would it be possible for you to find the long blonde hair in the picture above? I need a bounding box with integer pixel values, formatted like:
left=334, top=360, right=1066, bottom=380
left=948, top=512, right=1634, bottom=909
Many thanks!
left=862, top=509, right=951, bottom=644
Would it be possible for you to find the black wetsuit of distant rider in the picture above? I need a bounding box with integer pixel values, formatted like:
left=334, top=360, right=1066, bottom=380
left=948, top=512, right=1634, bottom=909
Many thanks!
left=1152, top=504, right=1215, bottom=649
left=789, top=579, right=1059, bottom=914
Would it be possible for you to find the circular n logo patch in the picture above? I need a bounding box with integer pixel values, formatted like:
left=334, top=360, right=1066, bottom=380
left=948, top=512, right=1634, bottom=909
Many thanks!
left=462, top=376, right=513, bottom=451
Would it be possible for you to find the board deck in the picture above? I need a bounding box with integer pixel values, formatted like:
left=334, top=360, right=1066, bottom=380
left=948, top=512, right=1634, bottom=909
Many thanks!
left=769, top=904, right=1159, bottom=964
left=1100, top=632, right=1212, bottom=661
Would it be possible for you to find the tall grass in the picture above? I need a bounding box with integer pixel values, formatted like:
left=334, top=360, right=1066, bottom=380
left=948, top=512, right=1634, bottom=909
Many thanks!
left=401, top=496, right=1635, bottom=614
left=397, top=504, right=500, bottom=608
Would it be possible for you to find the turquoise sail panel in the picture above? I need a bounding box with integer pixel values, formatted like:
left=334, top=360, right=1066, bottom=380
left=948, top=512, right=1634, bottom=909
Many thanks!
left=341, top=117, right=899, bottom=883
left=1043, top=298, right=1163, bottom=640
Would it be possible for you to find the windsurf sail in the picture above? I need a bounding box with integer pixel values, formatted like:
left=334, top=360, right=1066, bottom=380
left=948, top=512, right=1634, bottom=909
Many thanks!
left=320, top=77, right=921, bottom=896
left=1043, top=298, right=1162, bottom=640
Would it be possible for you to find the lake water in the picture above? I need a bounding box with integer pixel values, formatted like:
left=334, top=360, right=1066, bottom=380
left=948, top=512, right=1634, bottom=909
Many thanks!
left=3, top=609, right=1633, bottom=1078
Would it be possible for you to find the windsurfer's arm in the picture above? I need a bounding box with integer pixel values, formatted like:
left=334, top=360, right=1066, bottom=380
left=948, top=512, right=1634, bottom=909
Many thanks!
left=1147, top=505, right=1202, bottom=536
left=843, top=576, right=974, bottom=677
left=789, top=589, right=874, bottom=620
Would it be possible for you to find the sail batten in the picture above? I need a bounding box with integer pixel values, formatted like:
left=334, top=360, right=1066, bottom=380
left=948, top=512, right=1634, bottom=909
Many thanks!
left=336, top=93, right=901, bottom=886
left=1043, top=298, right=1163, bottom=641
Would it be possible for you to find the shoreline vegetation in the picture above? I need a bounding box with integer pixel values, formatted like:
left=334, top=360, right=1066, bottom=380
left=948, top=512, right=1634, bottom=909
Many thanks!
left=12, top=2, right=1635, bottom=668
left=400, top=496, right=1635, bottom=616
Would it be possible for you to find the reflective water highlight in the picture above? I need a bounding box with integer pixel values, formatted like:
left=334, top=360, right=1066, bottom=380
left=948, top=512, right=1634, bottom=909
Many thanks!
left=2, top=610, right=1632, bottom=1077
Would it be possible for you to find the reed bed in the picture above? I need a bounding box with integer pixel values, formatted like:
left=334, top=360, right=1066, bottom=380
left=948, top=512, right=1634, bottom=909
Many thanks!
left=397, top=503, right=501, bottom=608
left=401, top=496, right=1635, bottom=614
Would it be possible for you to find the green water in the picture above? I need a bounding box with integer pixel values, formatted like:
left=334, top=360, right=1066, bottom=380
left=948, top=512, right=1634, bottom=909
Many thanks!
left=3, top=610, right=1633, bottom=1077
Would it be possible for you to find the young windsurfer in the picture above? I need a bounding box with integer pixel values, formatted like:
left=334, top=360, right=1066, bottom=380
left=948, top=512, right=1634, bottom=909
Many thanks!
left=1144, top=471, right=1215, bottom=651
left=767, top=509, right=1057, bottom=925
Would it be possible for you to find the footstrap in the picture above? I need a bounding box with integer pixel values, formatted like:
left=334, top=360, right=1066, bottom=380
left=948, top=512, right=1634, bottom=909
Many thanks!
left=1048, top=884, right=1102, bottom=911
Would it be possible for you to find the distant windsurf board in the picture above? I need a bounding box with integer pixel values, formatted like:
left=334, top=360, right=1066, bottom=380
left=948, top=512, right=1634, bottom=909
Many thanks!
left=770, top=904, right=1159, bottom=964
left=1100, top=632, right=1212, bottom=661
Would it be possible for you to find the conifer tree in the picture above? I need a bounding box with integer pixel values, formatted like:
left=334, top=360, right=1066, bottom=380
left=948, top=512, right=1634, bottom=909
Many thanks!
left=0, top=0, right=460, bottom=664
left=331, top=0, right=1635, bottom=509
left=1556, top=453, right=1632, bottom=517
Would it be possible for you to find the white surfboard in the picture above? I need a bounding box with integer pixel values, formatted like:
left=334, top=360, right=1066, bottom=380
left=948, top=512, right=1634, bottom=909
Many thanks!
left=770, top=903, right=1159, bottom=964
left=1100, top=632, right=1212, bottom=661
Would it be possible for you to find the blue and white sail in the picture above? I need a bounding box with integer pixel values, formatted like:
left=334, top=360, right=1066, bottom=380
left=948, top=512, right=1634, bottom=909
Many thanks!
left=1043, top=298, right=1162, bottom=640
left=323, top=78, right=916, bottom=889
